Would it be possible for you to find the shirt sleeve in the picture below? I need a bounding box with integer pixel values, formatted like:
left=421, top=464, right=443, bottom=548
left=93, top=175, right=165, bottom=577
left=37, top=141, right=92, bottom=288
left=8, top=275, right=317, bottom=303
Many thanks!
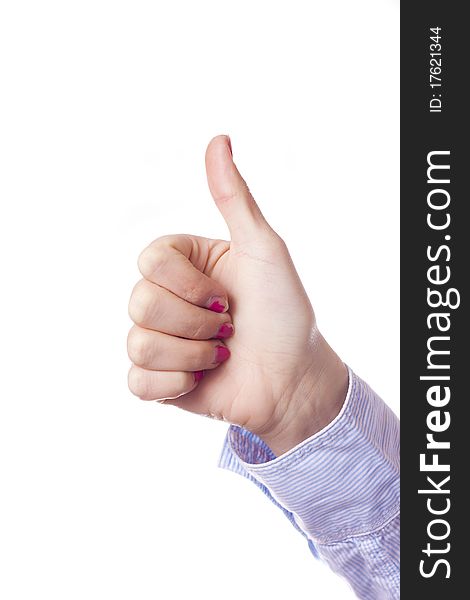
left=218, top=366, right=400, bottom=600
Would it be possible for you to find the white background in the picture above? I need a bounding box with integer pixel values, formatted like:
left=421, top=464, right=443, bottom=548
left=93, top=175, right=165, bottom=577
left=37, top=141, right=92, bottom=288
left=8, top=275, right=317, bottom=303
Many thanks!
left=0, top=1, right=399, bottom=598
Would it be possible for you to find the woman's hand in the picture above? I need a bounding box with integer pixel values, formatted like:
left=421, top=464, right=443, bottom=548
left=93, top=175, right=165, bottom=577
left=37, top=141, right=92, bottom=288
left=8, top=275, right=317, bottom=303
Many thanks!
left=127, top=135, right=348, bottom=456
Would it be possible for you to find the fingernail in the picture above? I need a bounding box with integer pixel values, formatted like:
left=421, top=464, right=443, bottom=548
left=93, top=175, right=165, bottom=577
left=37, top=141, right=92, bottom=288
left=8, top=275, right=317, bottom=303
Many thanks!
left=226, top=135, right=232, bottom=156
left=214, top=345, right=231, bottom=363
left=216, top=323, right=234, bottom=339
left=194, top=370, right=205, bottom=382
left=207, top=296, right=228, bottom=313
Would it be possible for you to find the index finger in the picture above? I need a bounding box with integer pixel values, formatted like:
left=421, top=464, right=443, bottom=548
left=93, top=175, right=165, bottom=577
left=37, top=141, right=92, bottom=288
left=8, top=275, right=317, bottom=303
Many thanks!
left=137, top=234, right=230, bottom=312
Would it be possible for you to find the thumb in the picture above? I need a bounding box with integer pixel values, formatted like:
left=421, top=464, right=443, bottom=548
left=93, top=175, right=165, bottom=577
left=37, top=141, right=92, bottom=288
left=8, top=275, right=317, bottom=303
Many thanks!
left=205, top=135, right=271, bottom=243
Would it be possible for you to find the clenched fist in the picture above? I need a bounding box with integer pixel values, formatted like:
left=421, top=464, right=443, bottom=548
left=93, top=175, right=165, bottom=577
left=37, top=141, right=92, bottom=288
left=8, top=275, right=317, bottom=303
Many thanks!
left=128, top=136, right=347, bottom=455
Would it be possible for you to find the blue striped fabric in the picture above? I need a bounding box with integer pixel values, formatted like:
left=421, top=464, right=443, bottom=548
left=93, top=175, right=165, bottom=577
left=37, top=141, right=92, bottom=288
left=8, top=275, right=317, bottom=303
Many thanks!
left=218, top=367, right=400, bottom=599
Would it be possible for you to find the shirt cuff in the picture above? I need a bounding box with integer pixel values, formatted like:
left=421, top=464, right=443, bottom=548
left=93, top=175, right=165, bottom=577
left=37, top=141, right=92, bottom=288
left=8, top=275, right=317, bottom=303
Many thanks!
left=218, top=366, right=400, bottom=545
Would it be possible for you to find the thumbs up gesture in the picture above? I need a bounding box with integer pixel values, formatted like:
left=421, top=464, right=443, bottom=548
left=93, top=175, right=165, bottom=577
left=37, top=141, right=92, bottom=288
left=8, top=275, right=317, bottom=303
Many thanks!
left=128, top=136, right=347, bottom=455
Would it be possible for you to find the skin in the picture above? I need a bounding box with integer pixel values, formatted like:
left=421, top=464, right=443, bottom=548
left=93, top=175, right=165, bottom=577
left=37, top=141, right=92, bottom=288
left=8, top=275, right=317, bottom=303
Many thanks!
left=127, top=135, right=348, bottom=456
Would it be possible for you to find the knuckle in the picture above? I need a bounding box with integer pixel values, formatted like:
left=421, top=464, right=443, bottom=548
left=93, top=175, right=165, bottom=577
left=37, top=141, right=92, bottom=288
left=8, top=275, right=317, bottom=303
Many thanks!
left=187, top=318, right=209, bottom=340
left=182, top=284, right=204, bottom=306
left=268, top=229, right=286, bottom=249
left=128, top=281, right=154, bottom=326
left=138, top=241, right=169, bottom=279
left=128, top=366, right=150, bottom=400
left=177, top=371, right=193, bottom=393
left=275, top=232, right=287, bottom=247
left=214, top=190, right=238, bottom=205
left=182, top=342, right=205, bottom=370
left=127, top=327, right=151, bottom=367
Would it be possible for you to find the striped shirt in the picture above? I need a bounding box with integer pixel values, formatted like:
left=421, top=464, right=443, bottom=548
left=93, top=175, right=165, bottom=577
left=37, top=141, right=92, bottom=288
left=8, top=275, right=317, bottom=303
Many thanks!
left=218, top=367, right=400, bottom=599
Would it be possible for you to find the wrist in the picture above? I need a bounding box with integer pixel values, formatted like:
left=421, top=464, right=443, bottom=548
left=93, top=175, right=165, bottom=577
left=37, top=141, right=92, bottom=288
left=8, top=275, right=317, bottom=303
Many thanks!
left=254, top=331, right=349, bottom=457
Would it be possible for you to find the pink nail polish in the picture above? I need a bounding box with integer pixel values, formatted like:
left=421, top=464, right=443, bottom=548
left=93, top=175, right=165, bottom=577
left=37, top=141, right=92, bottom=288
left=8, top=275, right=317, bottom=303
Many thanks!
left=214, top=345, right=231, bottom=363
left=207, top=296, right=228, bottom=313
left=194, top=370, right=205, bottom=382
left=216, top=323, right=234, bottom=339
